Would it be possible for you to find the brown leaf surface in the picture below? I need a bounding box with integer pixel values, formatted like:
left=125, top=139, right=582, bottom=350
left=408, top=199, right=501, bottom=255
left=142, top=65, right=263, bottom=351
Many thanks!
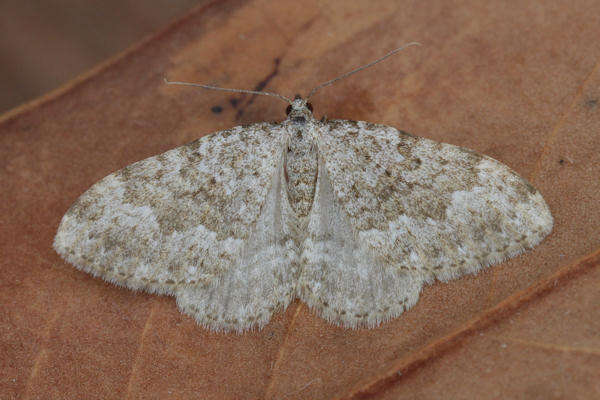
left=1, top=1, right=599, bottom=399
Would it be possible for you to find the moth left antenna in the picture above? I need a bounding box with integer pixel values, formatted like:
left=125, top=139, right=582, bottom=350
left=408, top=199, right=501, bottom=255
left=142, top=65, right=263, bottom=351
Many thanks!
left=306, top=42, right=422, bottom=100
left=163, top=78, right=293, bottom=104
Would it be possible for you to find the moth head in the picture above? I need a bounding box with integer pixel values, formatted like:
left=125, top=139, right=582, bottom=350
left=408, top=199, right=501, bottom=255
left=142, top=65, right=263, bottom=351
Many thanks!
left=286, top=95, right=314, bottom=124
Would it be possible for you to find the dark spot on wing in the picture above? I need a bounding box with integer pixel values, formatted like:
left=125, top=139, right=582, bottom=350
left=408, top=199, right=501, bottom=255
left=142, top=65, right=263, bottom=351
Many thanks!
left=523, top=180, right=537, bottom=195
left=410, top=158, right=422, bottom=169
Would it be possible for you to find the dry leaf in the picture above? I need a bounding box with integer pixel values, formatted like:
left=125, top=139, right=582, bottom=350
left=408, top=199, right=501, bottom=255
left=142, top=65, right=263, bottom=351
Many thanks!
left=1, top=1, right=599, bottom=399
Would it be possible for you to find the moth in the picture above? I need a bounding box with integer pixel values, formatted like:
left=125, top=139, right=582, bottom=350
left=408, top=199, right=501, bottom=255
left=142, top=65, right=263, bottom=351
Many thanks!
left=54, top=44, right=553, bottom=332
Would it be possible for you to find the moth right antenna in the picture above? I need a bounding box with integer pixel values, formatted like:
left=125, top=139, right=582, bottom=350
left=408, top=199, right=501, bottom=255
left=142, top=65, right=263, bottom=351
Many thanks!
left=163, top=78, right=293, bottom=104
left=306, top=42, right=422, bottom=100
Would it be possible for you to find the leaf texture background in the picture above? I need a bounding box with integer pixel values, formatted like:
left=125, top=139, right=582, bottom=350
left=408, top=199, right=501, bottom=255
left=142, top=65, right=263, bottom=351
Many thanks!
left=1, top=0, right=599, bottom=398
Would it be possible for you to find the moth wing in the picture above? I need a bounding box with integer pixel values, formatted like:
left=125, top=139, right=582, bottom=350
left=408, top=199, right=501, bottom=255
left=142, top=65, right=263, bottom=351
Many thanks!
left=175, top=161, right=301, bottom=332
left=298, top=162, right=425, bottom=328
left=54, top=122, right=290, bottom=295
left=319, top=120, right=553, bottom=283
left=298, top=120, right=553, bottom=327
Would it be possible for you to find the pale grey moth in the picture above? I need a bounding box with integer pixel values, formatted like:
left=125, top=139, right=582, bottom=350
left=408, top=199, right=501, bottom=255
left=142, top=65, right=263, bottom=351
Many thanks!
left=54, top=45, right=553, bottom=332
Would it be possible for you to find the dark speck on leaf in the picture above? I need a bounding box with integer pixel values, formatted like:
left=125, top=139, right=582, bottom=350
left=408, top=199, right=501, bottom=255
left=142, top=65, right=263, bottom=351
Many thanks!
left=211, top=105, right=223, bottom=114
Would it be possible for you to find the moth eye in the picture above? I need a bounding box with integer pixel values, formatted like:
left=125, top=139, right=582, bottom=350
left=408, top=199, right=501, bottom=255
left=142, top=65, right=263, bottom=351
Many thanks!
left=306, top=102, right=313, bottom=112
left=286, top=105, right=292, bottom=115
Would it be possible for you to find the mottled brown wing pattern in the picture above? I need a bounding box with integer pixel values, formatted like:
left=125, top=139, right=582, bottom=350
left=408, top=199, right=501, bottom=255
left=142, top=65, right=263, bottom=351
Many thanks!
left=54, top=122, right=288, bottom=294
left=318, top=120, right=553, bottom=283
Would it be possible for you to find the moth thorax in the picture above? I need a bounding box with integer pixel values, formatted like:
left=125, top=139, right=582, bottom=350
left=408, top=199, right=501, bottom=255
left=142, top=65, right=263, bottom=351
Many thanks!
left=285, top=128, right=318, bottom=217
